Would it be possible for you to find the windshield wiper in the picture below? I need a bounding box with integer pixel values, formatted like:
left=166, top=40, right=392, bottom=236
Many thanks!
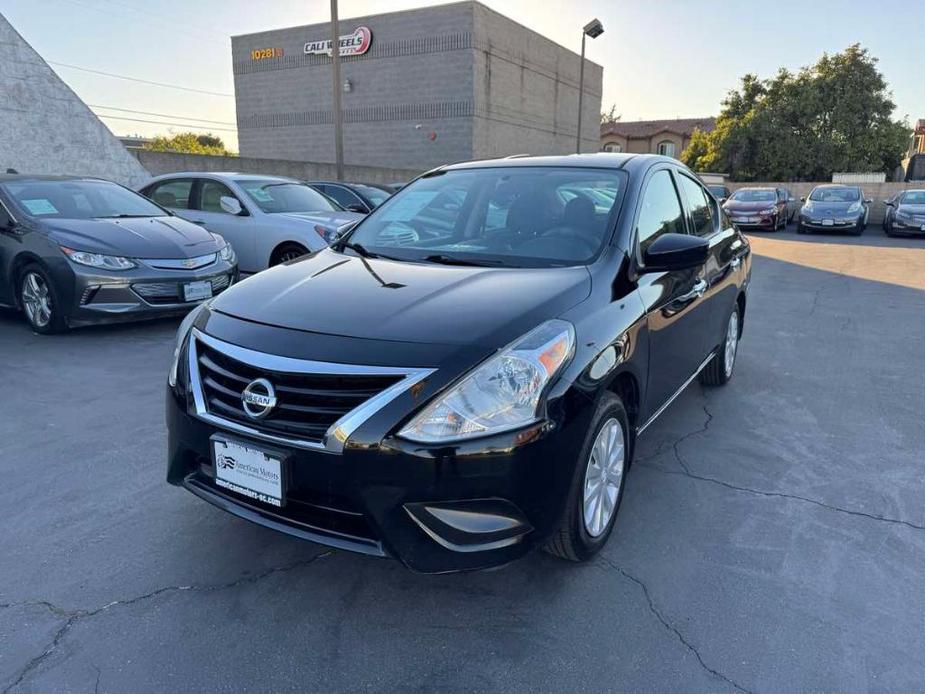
left=338, top=241, right=378, bottom=258
left=420, top=254, right=507, bottom=267
left=97, top=214, right=158, bottom=219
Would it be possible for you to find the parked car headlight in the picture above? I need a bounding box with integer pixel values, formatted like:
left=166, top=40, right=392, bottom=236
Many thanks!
left=168, top=302, right=209, bottom=388
left=895, top=209, right=912, bottom=223
left=847, top=202, right=862, bottom=214
left=219, top=243, right=236, bottom=263
left=398, top=320, right=575, bottom=443
left=802, top=202, right=814, bottom=213
left=760, top=207, right=776, bottom=215
left=60, top=246, right=136, bottom=270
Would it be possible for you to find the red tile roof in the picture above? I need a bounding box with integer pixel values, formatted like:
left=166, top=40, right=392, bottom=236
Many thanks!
left=601, top=117, right=716, bottom=139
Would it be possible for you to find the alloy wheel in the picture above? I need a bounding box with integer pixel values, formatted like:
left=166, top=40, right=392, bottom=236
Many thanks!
left=582, top=418, right=625, bottom=537
left=724, top=310, right=739, bottom=378
left=21, top=271, right=53, bottom=328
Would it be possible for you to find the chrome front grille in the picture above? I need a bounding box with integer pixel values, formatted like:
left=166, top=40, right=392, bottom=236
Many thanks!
left=132, top=274, right=231, bottom=305
left=187, top=330, right=435, bottom=452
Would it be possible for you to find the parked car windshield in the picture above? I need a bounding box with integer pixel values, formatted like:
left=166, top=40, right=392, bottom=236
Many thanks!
left=0, top=179, right=167, bottom=219
left=341, top=166, right=626, bottom=267
left=729, top=189, right=776, bottom=202
left=809, top=187, right=859, bottom=202
left=900, top=191, right=925, bottom=204
left=707, top=185, right=728, bottom=198
left=354, top=184, right=391, bottom=208
left=238, top=180, right=340, bottom=214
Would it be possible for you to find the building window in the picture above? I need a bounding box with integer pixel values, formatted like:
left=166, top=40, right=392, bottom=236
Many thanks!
left=657, top=140, right=676, bottom=158
left=602, top=142, right=622, bottom=153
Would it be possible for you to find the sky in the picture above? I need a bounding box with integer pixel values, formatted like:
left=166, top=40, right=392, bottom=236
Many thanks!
left=1, top=0, right=921, bottom=152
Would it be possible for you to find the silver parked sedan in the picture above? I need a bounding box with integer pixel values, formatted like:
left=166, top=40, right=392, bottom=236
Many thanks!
left=140, top=173, right=365, bottom=274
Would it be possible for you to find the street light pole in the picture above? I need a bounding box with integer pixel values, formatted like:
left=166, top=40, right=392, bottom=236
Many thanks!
left=330, top=0, right=344, bottom=181
left=576, top=32, right=586, bottom=153
left=575, top=19, right=604, bottom=154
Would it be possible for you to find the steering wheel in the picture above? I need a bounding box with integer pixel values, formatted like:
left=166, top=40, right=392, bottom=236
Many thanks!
left=540, top=226, right=600, bottom=254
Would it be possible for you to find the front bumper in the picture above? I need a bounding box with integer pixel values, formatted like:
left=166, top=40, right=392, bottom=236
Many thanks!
left=799, top=214, right=862, bottom=231
left=65, top=260, right=238, bottom=327
left=891, top=218, right=925, bottom=234
left=728, top=213, right=777, bottom=229
left=166, top=382, right=594, bottom=573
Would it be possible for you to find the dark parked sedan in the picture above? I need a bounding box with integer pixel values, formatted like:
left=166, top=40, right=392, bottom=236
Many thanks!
left=306, top=181, right=395, bottom=213
left=797, top=184, right=871, bottom=235
left=0, top=175, right=237, bottom=333
left=723, top=187, right=788, bottom=231
left=883, top=189, right=925, bottom=237
left=166, top=153, right=751, bottom=573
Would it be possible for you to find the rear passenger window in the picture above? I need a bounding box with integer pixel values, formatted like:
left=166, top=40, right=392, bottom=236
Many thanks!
left=146, top=180, right=193, bottom=210
left=677, top=174, right=717, bottom=237
left=637, top=170, right=686, bottom=255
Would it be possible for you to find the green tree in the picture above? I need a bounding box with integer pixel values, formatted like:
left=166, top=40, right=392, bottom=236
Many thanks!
left=144, top=132, right=234, bottom=156
left=682, top=45, right=908, bottom=180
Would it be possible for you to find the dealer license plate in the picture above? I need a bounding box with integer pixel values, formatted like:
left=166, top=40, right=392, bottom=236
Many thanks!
left=183, top=280, right=213, bottom=302
left=213, top=438, right=284, bottom=507
left=822, top=219, right=834, bottom=226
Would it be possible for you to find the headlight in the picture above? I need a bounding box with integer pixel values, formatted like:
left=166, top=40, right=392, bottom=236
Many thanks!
left=60, top=246, right=135, bottom=270
left=211, top=234, right=236, bottom=263
left=219, top=243, right=236, bottom=263
left=398, top=320, right=575, bottom=443
left=802, top=203, right=814, bottom=213
left=895, top=210, right=912, bottom=222
left=760, top=207, right=776, bottom=215
left=847, top=202, right=862, bottom=214
left=168, top=302, right=209, bottom=387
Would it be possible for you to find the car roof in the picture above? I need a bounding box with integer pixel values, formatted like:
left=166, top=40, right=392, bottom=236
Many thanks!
left=149, top=172, right=299, bottom=183
left=438, top=152, right=670, bottom=173
left=734, top=186, right=776, bottom=191
left=0, top=174, right=109, bottom=183
left=812, top=183, right=859, bottom=189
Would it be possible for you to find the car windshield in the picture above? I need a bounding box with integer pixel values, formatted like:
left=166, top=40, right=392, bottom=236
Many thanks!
left=354, top=184, right=391, bottom=208
left=238, top=180, right=339, bottom=213
left=0, top=179, right=166, bottom=219
left=730, top=189, right=775, bottom=202
left=900, top=191, right=925, bottom=204
left=340, top=166, right=626, bottom=268
left=810, top=187, right=859, bottom=202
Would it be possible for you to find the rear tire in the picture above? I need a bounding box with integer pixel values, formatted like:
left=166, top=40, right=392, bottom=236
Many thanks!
left=544, top=392, right=630, bottom=562
left=699, top=304, right=740, bottom=387
left=271, top=243, right=309, bottom=266
left=18, top=263, right=67, bottom=334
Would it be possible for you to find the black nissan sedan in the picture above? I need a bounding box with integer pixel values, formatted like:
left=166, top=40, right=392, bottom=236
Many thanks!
left=166, top=154, right=751, bottom=573
left=0, top=175, right=237, bottom=333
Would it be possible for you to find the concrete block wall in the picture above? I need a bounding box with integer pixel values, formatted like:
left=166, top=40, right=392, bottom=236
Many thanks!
left=728, top=181, right=922, bottom=225
left=131, top=150, right=421, bottom=186
left=0, top=13, right=149, bottom=187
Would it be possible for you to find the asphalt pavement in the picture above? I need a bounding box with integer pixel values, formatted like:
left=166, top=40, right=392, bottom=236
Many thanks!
left=2, top=227, right=924, bottom=692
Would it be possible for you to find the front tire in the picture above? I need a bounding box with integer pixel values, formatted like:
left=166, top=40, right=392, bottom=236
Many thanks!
left=699, top=304, right=740, bottom=386
left=544, top=392, right=630, bottom=562
left=271, top=243, right=309, bottom=266
left=19, top=264, right=67, bottom=334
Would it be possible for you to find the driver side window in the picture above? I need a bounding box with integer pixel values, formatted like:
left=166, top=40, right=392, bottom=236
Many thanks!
left=636, top=170, right=686, bottom=256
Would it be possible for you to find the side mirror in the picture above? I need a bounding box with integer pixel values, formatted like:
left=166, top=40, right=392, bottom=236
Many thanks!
left=718, top=196, right=727, bottom=204
left=800, top=196, right=806, bottom=203
left=345, top=203, right=367, bottom=213
left=864, top=198, right=873, bottom=205
left=883, top=200, right=894, bottom=206
left=219, top=196, right=244, bottom=215
left=641, top=233, right=709, bottom=273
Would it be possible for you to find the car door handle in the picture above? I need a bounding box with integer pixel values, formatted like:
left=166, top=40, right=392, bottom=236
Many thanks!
left=677, top=279, right=707, bottom=302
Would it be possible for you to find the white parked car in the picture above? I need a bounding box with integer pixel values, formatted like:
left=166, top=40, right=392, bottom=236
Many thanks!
left=140, top=173, right=365, bottom=274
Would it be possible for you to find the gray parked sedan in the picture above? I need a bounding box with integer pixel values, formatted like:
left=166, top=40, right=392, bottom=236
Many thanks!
left=140, top=173, right=365, bottom=274
left=0, top=175, right=237, bottom=333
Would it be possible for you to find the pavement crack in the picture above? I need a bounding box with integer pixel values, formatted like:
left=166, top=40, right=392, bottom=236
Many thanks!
left=597, top=556, right=752, bottom=693
left=1, top=550, right=333, bottom=693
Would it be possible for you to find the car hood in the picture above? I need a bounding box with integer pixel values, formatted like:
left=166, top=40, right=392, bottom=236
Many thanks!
left=43, top=216, right=220, bottom=258
left=209, top=250, right=592, bottom=347
left=724, top=201, right=776, bottom=212
left=802, top=201, right=858, bottom=215
left=276, top=210, right=365, bottom=228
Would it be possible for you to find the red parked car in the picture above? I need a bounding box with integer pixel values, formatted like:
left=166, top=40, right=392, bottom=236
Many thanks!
left=723, top=187, right=788, bottom=231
